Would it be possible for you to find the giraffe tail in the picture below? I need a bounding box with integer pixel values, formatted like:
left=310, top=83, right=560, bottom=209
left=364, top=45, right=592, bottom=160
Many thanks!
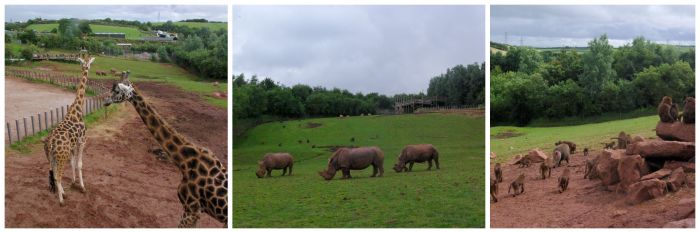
left=48, top=170, right=57, bottom=193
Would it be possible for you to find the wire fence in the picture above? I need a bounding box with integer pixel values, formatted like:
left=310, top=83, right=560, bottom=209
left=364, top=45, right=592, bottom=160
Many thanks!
left=5, top=68, right=110, bottom=144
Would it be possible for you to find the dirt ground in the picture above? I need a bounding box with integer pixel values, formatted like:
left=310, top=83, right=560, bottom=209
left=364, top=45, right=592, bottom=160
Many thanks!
left=5, top=77, right=76, bottom=140
left=490, top=150, right=695, bottom=228
left=5, top=81, right=228, bottom=228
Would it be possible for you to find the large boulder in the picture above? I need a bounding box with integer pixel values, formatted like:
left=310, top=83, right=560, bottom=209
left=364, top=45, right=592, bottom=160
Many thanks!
left=656, top=122, right=695, bottom=142
left=617, top=155, right=645, bottom=193
left=526, top=149, right=547, bottom=163
left=640, top=168, right=672, bottom=181
left=626, top=140, right=695, bottom=161
left=596, top=149, right=624, bottom=186
left=625, top=178, right=667, bottom=205
left=663, top=161, right=696, bottom=173
left=666, top=167, right=688, bottom=192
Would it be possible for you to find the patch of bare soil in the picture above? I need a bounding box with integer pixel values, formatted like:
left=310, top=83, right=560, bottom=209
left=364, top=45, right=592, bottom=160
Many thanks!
left=490, top=151, right=695, bottom=228
left=492, top=130, right=524, bottom=139
left=5, top=81, right=228, bottom=228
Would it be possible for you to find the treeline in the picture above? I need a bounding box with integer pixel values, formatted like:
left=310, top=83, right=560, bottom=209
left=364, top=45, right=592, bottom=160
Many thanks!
left=5, top=18, right=227, bottom=80
left=232, top=74, right=394, bottom=119
left=491, top=35, right=695, bottom=126
left=427, top=63, right=485, bottom=106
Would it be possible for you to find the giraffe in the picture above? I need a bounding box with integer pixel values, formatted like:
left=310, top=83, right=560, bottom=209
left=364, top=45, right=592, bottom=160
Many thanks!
left=104, top=71, right=228, bottom=227
left=43, top=53, right=94, bottom=206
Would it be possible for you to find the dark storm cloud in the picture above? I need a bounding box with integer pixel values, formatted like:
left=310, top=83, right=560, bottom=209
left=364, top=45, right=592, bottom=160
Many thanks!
left=491, top=5, right=695, bottom=47
left=233, top=5, right=485, bottom=95
left=5, top=5, right=227, bottom=22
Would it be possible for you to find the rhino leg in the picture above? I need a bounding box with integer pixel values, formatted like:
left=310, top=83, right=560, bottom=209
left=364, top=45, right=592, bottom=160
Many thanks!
left=434, top=157, right=440, bottom=169
left=378, top=164, right=384, bottom=177
left=266, top=169, right=272, bottom=177
left=428, top=160, right=433, bottom=170
left=371, top=165, right=378, bottom=177
left=288, top=164, right=293, bottom=176
left=409, top=162, right=414, bottom=171
left=342, top=168, right=351, bottom=179
left=282, top=167, right=287, bottom=176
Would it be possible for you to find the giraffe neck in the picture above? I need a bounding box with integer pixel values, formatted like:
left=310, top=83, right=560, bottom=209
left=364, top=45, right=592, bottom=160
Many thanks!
left=69, top=67, right=89, bottom=119
left=129, top=88, right=191, bottom=165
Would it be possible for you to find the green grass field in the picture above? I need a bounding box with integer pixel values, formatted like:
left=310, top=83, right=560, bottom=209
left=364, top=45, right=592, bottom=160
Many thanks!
left=490, top=115, right=658, bottom=163
left=151, top=21, right=227, bottom=31
left=232, top=113, right=485, bottom=227
left=8, top=53, right=227, bottom=108
left=26, top=24, right=150, bottom=40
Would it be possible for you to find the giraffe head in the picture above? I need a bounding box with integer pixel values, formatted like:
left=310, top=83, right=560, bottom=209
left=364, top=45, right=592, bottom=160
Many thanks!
left=104, top=71, right=134, bottom=106
left=77, top=54, right=95, bottom=70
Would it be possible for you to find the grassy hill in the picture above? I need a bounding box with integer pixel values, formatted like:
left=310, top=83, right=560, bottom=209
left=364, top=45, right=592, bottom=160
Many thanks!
left=232, top=113, right=485, bottom=227
left=26, top=23, right=150, bottom=40
left=490, top=115, right=658, bottom=163
left=151, top=21, right=227, bottom=30
left=7, top=53, right=226, bottom=108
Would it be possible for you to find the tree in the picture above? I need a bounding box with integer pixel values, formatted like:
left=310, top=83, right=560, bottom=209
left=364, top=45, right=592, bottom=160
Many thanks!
left=78, top=21, right=92, bottom=36
left=157, top=46, right=169, bottom=62
left=18, top=29, right=38, bottom=44
left=580, top=34, right=616, bottom=115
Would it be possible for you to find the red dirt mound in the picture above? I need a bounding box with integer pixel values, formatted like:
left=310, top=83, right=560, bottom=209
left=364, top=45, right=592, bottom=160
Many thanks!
left=491, top=150, right=695, bottom=228
left=5, top=81, right=228, bottom=228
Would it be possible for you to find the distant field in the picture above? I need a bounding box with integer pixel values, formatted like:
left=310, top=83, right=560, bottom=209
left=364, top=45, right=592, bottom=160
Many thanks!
left=233, top=113, right=485, bottom=227
left=26, top=23, right=150, bottom=39
left=151, top=22, right=227, bottom=31
left=490, top=115, right=658, bottom=163
left=8, top=54, right=227, bottom=108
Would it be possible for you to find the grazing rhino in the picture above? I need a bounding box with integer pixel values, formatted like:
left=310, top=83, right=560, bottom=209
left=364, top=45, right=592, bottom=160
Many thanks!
left=393, top=144, right=440, bottom=172
left=318, top=147, right=384, bottom=180
left=256, top=153, right=294, bottom=178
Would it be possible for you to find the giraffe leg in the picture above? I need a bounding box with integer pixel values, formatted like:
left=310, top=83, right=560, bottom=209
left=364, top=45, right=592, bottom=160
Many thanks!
left=76, top=139, right=87, bottom=193
left=55, top=157, right=66, bottom=206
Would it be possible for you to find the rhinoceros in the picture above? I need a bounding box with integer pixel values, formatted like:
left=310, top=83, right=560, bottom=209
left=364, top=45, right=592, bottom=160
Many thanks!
left=318, top=147, right=384, bottom=180
left=256, top=153, right=294, bottom=178
left=393, top=144, right=440, bottom=172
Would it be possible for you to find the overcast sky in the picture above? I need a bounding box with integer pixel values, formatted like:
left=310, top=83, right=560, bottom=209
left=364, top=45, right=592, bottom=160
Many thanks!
left=491, top=5, right=695, bottom=47
left=233, top=5, right=485, bottom=95
left=5, top=5, right=227, bottom=22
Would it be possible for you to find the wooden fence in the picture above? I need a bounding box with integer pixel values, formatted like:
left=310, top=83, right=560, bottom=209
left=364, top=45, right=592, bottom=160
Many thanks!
left=5, top=68, right=110, bottom=144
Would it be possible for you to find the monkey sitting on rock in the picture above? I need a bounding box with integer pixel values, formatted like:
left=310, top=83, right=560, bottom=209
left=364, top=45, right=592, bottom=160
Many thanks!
left=658, top=96, right=675, bottom=123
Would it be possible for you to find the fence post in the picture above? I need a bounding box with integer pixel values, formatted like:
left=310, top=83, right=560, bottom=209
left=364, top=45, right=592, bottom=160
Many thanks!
left=61, top=106, right=65, bottom=120
left=31, top=115, right=35, bottom=135
left=15, top=120, right=20, bottom=142
left=23, top=118, right=28, bottom=140
left=7, top=122, right=12, bottom=145
left=44, top=111, right=48, bottom=129
left=50, top=109, right=54, bottom=126
left=56, top=108, right=61, bottom=122
left=38, top=113, right=42, bottom=131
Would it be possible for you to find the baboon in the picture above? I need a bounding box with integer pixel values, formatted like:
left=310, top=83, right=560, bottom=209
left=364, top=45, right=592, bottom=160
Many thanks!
left=508, top=173, right=526, bottom=197
left=491, top=178, right=499, bottom=203
left=671, top=103, right=680, bottom=121
left=584, top=155, right=599, bottom=179
left=683, top=97, right=695, bottom=124
left=658, top=96, right=675, bottom=123
left=494, top=163, right=503, bottom=183
left=559, top=168, right=571, bottom=193
left=540, top=158, right=552, bottom=179
left=611, top=131, right=630, bottom=149
left=555, top=141, right=577, bottom=153
left=553, top=143, right=570, bottom=167
left=583, top=148, right=589, bottom=157
left=601, top=141, right=615, bottom=149
left=516, top=157, right=531, bottom=168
